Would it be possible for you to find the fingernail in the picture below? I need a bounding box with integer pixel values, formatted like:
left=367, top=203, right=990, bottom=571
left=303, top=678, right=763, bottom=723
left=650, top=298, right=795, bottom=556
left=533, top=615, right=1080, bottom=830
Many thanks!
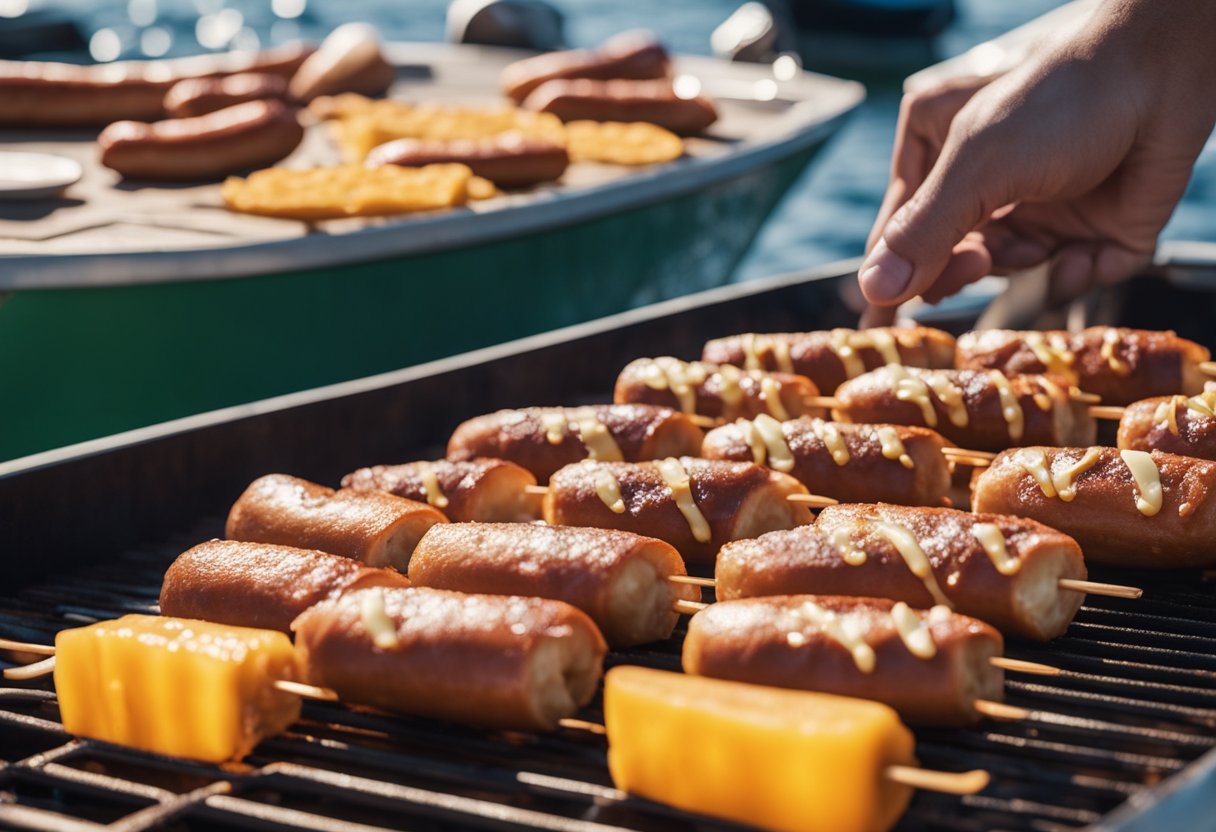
left=859, top=238, right=913, bottom=302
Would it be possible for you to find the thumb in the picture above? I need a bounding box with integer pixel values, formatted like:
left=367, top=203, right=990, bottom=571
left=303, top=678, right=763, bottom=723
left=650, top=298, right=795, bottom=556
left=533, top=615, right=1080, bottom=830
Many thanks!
left=859, top=143, right=1010, bottom=307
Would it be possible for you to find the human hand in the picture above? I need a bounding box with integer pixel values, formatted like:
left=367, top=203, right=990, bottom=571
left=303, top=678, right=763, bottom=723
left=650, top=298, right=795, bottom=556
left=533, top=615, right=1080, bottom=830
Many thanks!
left=859, top=0, right=1216, bottom=326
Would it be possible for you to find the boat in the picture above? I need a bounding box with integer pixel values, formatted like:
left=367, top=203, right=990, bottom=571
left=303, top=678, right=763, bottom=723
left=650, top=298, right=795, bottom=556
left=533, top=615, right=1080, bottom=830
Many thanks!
left=0, top=41, right=863, bottom=461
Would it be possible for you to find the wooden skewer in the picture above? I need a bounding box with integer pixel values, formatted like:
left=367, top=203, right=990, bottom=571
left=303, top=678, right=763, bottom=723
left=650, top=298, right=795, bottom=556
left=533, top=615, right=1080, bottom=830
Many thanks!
left=673, top=599, right=709, bottom=616
left=988, top=657, right=1062, bottom=676
left=525, top=484, right=839, bottom=509
left=1089, top=405, right=1126, bottom=421
left=667, top=574, right=1141, bottom=601
left=972, top=699, right=1029, bottom=721
left=1058, top=578, right=1143, bottom=599
left=1, top=651, right=340, bottom=701
left=688, top=414, right=720, bottom=429
left=0, top=638, right=56, bottom=656
left=883, top=765, right=989, bottom=795
left=1200, top=361, right=1216, bottom=377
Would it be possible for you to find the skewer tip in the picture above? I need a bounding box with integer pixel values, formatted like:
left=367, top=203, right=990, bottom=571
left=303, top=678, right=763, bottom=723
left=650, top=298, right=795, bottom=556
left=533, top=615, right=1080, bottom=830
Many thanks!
left=672, top=599, right=709, bottom=616
left=988, top=656, right=1062, bottom=677
left=884, top=765, right=989, bottom=795
left=1057, top=578, right=1143, bottom=599
left=3, top=655, right=57, bottom=681
left=786, top=493, right=839, bottom=508
left=1088, top=405, right=1126, bottom=421
left=1199, top=360, right=1216, bottom=377
left=273, top=679, right=339, bottom=701
left=972, top=699, right=1030, bottom=722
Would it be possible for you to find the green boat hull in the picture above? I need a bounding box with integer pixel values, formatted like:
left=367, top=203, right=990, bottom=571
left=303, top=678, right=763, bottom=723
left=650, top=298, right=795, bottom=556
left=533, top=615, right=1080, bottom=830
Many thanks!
left=2, top=146, right=820, bottom=460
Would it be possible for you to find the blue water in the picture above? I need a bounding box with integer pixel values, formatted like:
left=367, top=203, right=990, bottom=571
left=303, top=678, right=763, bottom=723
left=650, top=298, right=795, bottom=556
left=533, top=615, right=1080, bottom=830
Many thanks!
left=43, top=0, right=1216, bottom=281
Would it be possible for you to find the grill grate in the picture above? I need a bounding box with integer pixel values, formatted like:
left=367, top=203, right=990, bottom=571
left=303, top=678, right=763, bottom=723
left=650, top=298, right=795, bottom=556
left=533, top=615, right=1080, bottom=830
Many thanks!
left=0, top=516, right=1214, bottom=832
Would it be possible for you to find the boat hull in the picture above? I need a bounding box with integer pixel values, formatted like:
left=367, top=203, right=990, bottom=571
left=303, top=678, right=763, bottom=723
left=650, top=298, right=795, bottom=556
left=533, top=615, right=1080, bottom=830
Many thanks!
left=1, top=145, right=822, bottom=460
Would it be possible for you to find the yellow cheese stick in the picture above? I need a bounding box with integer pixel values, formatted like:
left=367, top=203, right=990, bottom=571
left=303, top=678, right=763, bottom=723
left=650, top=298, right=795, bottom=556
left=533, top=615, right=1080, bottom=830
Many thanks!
left=604, top=666, right=917, bottom=832
left=54, top=615, right=301, bottom=763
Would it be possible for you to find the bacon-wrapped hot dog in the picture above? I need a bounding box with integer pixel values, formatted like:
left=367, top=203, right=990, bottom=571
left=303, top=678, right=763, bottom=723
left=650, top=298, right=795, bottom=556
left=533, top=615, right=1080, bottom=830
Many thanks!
left=160, top=539, right=408, bottom=633
left=702, top=327, right=956, bottom=395
left=366, top=133, right=569, bottom=188
left=408, top=523, right=698, bottom=646
left=615, top=357, right=824, bottom=423
left=98, top=99, right=303, bottom=182
left=0, top=42, right=313, bottom=127
left=500, top=30, right=670, bottom=103
left=292, top=587, right=606, bottom=730
left=544, top=457, right=813, bottom=563
left=446, top=403, right=704, bottom=482
left=832, top=366, right=1095, bottom=452
left=341, top=458, right=540, bottom=522
left=702, top=416, right=953, bottom=507
left=955, top=327, right=1211, bottom=406
left=226, top=473, right=447, bottom=570
left=971, top=446, right=1216, bottom=568
left=1117, top=388, right=1216, bottom=461
left=683, top=596, right=1003, bottom=726
left=717, top=504, right=1087, bottom=640
left=522, top=79, right=718, bottom=136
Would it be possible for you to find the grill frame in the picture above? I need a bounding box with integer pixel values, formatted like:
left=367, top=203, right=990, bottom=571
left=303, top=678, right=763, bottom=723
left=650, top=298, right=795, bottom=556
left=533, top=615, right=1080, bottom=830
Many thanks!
left=2, top=252, right=1216, bottom=831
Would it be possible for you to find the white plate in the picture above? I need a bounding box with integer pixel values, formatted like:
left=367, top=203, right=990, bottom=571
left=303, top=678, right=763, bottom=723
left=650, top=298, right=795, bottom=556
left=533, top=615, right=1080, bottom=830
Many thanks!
left=0, top=151, right=82, bottom=200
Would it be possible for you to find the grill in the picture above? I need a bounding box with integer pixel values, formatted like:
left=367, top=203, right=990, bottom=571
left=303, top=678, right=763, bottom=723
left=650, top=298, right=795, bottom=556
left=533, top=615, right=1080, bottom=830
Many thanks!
left=3, top=253, right=1216, bottom=832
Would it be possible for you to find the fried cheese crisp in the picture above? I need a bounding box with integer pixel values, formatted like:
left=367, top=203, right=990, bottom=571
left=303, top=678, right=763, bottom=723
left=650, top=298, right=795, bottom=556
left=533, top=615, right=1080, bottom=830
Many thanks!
left=222, top=163, right=478, bottom=219
left=564, top=120, right=683, bottom=165
left=318, top=95, right=567, bottom=161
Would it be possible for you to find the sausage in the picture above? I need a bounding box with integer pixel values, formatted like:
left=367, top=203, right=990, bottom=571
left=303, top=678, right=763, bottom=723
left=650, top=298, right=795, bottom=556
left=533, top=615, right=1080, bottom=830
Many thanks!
left=615, top=357, right=825, bottom=423
left=717, top=503, right=1087, bottom=640
left=408, top=523, right=699, bottom=646
left=702, top=326, right=957, bottom=395
left=683, top=595, right=1004, bottom=726
left=288, top=22, right=395, bottom=103
left=702, top=416, right=953, bottom=507
left=159, top=539, right=408, bottom=633
left=366, top=133, right=569, bottom=188
left=98, top=99, right=303, bottom=182
left=500, top=30, right=670, bottom=103
left=1117, top=389, right=1216, bottom=461
left=955, top=327, right=1211, bottom=406
left=544, top=457, right=813, bottom=563
left=832, top=366, right=1096, bottom=452
left=341, top=458, right=540, bottom=523
left=292, top=586, right=606, bottom=731
left=522, top=79, right=717, bottom=136
left=0, top=42, right=313, bottom=127
left=446, top=403, right=705, bottom=483
left=225, top=473, right=447, bottom=570
left=163, top=72, right=290, bottom=118
left=971, top=446, right=1216, bottom=568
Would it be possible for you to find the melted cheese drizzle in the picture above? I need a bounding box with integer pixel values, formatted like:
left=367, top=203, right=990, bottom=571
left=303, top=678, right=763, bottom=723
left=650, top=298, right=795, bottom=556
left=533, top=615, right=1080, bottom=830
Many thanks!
left=717, top=364, right=745, bottom=409
left=1053, top=448, right=1102, bottom=501
left=870, top=518, right=954, bottom=609
left=540, top=412, right=567, bottom=445
left=876, top=426, right=915, bottom=469
left=972, top=523, right=1020, bottom=575
left=829, top=329, right=867, bottom=379
left=415, top=461, right=449, bottom=509
left=1120, top=449, right=1163, bottom=517
left=771, top=338, right=794, bottom=374
left=759, top=376, right=790, bottom=420
left=570, top=407, right=624, bottom=462
left=888, top=366, right=938, bottom=426
left=361, top=590, right=400, bottom=650
left=593, top=467, right=626, bottom=513
left=1025, top=332, right=1076, bottom=379
left=829, top=523, right=868, bottom=566
left=751, top=414, right=795, bottom=472
left=741, top=333, right=763, bottom=370
left=738, top=419, right=767, bottom=466
left=1101, top=328, right=1131, bottom=376
left=655, top=458, right=712, bottom=543
left=1033, top=376, right=1065, bottom=412
left=1012, top=448, right=1057, bottom=498
left=740, top=335, right=796, bottom=374
left=809, top=418, right=850, bottom=466
left=638, top=358, right=710, bottom=414
left=988, top=370, right=1025, bottom=441
left=891, top=601, right=937, bottom=659
left=1154, top=398, right=1182, bottom=436
left=789, top=600, right=876, bottom=673
left=1185, top=390, right=1216, bottom=419
left=926, top=374, right=969, bottom=428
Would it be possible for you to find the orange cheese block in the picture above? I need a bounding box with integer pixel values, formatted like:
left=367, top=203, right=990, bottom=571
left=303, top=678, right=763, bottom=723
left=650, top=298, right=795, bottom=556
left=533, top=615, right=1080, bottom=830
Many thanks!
left=604, top=666, right=917, bottom=832
left=54, top=615, right=301, bottom=763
